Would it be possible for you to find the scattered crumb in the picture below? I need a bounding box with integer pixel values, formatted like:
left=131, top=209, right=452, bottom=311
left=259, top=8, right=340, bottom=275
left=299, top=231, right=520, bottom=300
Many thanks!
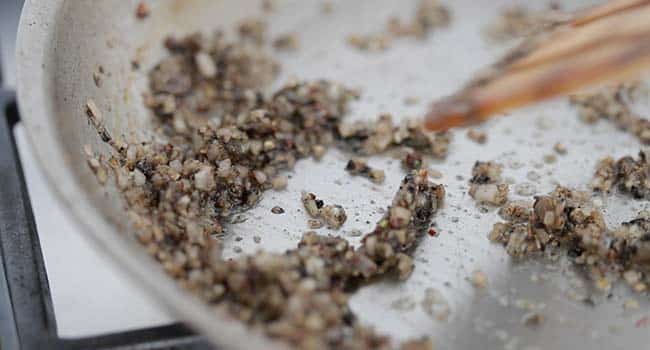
left=308, top=219, right=324, bottom=229
left=93, top=66, right=104, bottom=87
left=135, top=2, right=150, bottom=19
left=271, top=206, right=285, bottom=214
left=591, top=151, right=650, bottom=198
left=347, top=229, right=363, bottom=237
left=338, top=114, right=451, bottom=159
left=467, top=129, right=487, bottom=144
left=553, top=142, right=567, bottom=155
left=271, top=175, right=288, bottom=190
left=86, top=153, right=108, bottom=185
left=471, top=270, right=488, bottom=289
left=388, top=0, right=451, bottom=39
left=521, top=312, right=544, bottom=327
left=483, top=5, right=564, bottom=43
left=498, top=200, right=531, bottom=223
left=347, top=33, right=392, bottom=52
left=301, top=192, right=348, bottom=229
left=273, top=33, right=300, bottom=51
left=571, top=82, right=650, bottom=144
left=346, top=158, right=386, bottom=184
left=468, top=161, right=509, bottom=206
left=312, top=144, right=327, bottom=160
left=402, top=150, right=424, bottom=171
left=347, top=0, right=450, bottom=52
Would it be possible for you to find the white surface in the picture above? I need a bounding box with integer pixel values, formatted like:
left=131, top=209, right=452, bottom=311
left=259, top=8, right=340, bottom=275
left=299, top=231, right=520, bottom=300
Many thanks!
left=14, top=124, right=175, bottom=338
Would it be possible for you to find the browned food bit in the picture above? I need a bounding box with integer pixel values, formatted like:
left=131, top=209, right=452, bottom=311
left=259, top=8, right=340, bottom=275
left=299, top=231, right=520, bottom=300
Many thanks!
left=135, top=2, right=150, bottom=20
left=402, top=150, right=424, bottom=171
left=321, top=205, right=348, bottom=229
left=591, top=150, right=650, bottom=198
left=345, top=158, right=386, bottom=184
left=571, top=82, right=650, bottom=144
left=487, top=186, right=650, bottom=295
left=312, top=144, right=327, bottom=160
left=93, top=66, right=104, bottom=87
left=347, top=33, right=392, bottom=52
left=85, top=153, right=108, bottom=185
left=498, top=200, right=532, bottom=223
left=271, top=206, right=285, bottom=214
left=483, top=5, right=564, bottom=43
left=301, top=192, right=347, bottom=229
left=521, top=312, right=545, bottom=328
left=348, top=0, right=450, bottom=52
left=194, top=52, right=217, bottom=78
left=470, top=161, right=502, bottom=184
left=591, top=157, right=617, bottom=193
left=270, top=175, right=288, bottom=190
left=84, top=99, right=125, bottom=153
left=466, top=129, right=487, bottom=144
left=471, top=270, right=488, bottom=289
left=553, top=142, right=567, bottom=155
left=611, top=212, right=650, bottom=266
left=337, top=115, right=451, bottom=159
left=301, top=192, right=324, bottom=218
left=468, top=161, right=509, bottom=206
left=272, top=33, right=300, bottom=51
left=490, top=187, right=607, bottom=258
left=388, top=0, right=450, bottom=39
left=308, top=219, right=324, bottom=229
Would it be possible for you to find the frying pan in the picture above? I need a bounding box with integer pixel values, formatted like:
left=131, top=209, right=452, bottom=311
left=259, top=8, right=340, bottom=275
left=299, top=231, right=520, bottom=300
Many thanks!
left=15, top=0, right=650, bottom=349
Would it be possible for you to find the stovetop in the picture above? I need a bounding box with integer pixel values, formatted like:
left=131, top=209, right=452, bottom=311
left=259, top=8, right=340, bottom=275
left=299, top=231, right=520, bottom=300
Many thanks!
left=0, top=1, right=213, bottom=348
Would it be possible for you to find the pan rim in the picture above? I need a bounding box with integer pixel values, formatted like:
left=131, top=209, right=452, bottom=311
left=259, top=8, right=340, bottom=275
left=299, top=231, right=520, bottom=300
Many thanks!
left=14, top=1, right=281, bottom=349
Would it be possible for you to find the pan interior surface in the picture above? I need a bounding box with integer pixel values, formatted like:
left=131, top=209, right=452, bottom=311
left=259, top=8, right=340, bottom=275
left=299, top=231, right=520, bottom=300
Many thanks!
left=17, top=0, right=650, bottom=348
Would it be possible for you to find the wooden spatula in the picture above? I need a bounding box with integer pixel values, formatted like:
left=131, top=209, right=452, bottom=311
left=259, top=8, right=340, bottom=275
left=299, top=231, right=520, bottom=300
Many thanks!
left=425, top=0, right=650, bottom=130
